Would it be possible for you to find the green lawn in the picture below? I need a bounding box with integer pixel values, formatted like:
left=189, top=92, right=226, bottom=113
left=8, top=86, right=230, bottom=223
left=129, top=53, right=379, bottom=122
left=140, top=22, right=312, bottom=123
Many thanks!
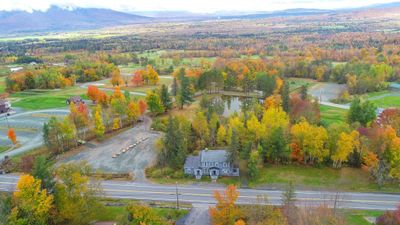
left=287, top=78, right=317, bottom=92
left=10, top=87, right=87, bottom=110
left=320, top=105, right=348, bottom=126
left=0, top=145, right=10, bottom=153
left=0, top=76, right=6, bottom=93
left=344, top=210, right=383, bottom=225
left=370, top=95, right=400, bottom=108
left=248, top=165, right=399, bottom=192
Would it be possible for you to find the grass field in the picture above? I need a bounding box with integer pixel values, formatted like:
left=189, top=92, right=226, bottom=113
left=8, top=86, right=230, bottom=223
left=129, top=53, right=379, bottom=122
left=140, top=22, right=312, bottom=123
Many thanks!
left=10, top=87, right=87, bottom=110
left=344, top=210, right=383, bottom=225
left=370, top=95, right=400, bottom=108
left=287, top=78, right=317, bottom=93
left=246, top=165, right=399, bottom=192
left=320, top=105, right=348, bottom=125
left=0, top=76, right=6, bottom=93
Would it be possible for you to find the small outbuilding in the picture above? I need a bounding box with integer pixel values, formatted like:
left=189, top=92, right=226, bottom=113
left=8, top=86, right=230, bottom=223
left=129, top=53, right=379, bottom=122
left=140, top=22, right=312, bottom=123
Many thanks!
left=66, top=96, right=85, bottom=105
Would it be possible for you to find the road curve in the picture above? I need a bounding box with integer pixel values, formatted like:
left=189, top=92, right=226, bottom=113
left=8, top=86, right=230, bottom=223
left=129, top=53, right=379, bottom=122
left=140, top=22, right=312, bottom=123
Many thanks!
left=0, top=175, right=398, bottom=210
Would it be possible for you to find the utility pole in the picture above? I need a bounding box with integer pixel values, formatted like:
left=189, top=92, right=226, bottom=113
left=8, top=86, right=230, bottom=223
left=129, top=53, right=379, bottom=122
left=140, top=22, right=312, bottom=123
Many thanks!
left=175, top=181, right=179, bottom=209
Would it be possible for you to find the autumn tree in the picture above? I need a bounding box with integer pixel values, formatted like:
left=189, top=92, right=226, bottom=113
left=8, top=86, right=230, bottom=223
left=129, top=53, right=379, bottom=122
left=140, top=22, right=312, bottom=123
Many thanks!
left=7, top=128, right=17, bottom=145
left=209, top=185, right=242, bottom=225
left=145, top=91, right=165, bottom=115
left=110, top=68, right=123, bottom=87
left=138, top=99, right=147, bottom=115
left=87, top=85, right=100, bottom=103
left=290, top=120, right=328, bottom=164
left=54, top=162, right=104, bottom=225
left=9, top=175, right=53, bottom=225
left=125, top=204, right=165, bottom=225
left=69, top=102, right=90, bottom=139
left=147, top=64, right=159, bottom=85
left=94, top=105, right=105, bottom=139
left=192, top=112, right=210, bottom=149
left=217, top=125, right=227, bottom=146
left=131, top=70, right=144, bottom=87
left=127, top=100, right=140, bottom=124
left=332, top=131, right=360, bottom=168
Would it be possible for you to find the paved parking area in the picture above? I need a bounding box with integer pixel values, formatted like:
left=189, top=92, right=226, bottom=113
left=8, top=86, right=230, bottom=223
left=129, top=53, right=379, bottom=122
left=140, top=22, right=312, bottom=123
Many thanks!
left=60, top=116, right=160, bottom=182
left=0, top=108, right=69, bottom=158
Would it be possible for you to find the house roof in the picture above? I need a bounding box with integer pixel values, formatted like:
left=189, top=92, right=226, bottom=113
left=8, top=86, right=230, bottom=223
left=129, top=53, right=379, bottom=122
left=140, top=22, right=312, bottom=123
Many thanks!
left=184, top=155, right=200, bottom=169
left=200, top=149, right=228, bottom=163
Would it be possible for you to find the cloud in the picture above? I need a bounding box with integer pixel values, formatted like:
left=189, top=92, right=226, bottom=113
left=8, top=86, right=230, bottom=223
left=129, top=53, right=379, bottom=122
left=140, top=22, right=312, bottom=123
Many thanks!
left=0, top=0, right=398, bottom=13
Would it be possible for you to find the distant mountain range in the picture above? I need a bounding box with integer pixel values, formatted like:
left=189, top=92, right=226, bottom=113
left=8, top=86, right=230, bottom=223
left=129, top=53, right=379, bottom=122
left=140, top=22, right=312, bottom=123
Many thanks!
left=0, top=2, right=399, bottom=35
left=0, top=6, right=151, bottom=34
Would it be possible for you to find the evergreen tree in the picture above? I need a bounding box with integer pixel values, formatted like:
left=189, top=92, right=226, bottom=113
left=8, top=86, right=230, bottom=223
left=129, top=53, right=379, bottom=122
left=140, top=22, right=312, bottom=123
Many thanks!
left=159, top=84, right=172, bottom=111
left=264, top=127, right=289, bottom=163
left=281, top=80, right=290, bottom=113
left=228, top=129, right=240, bottom=165
left=172, top=77, right=178, bottom=96
left=163, top=116, right=187, bottom=168
left=300, top=84, right=308, bottom=100
left=348, top=97, right=377, bottom=126
left=32, top=156, right=55, bottom=192
left=178, top=69, right=194, bottom=109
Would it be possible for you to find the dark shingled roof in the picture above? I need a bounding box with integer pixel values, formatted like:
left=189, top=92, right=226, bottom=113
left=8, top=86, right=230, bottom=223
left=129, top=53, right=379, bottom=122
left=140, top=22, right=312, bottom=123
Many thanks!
left=184, top=155, right=200, bottom=169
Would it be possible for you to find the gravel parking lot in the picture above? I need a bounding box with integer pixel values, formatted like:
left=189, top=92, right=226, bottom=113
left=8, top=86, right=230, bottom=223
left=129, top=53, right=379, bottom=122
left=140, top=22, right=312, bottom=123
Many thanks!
left=60, top=116, right=160, bottom=182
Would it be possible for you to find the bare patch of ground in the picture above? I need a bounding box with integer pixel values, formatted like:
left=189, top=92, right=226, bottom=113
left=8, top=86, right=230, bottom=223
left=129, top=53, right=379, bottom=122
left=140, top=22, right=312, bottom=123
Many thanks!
left=59, top=116, right=160, bottom=182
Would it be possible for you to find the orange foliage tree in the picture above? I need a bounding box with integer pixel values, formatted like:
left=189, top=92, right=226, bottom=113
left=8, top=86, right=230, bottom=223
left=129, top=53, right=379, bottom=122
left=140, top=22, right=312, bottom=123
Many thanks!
left=209, top=185, right=243, bottom=225
left=8, top=128, right=17, bottom=145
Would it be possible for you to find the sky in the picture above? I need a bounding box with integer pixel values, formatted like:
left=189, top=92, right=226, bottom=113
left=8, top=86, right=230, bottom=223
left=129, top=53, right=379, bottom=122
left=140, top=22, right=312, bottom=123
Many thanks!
left=0, top=0, right=399, bottom=13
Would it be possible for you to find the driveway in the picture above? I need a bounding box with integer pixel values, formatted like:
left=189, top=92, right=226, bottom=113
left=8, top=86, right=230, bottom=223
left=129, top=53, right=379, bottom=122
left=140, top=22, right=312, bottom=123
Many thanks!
left=59, top=116, right=160, bottom=182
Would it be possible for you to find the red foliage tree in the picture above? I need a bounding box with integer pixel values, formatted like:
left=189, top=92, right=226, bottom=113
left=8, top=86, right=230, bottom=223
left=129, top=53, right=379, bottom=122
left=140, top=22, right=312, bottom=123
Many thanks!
left=131, top=71, right=144, bottom=87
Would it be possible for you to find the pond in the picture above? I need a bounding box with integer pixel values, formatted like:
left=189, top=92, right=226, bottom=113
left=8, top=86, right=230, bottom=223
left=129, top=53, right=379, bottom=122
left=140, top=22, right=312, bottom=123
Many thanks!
left=202, top=95, right=259, bottom=117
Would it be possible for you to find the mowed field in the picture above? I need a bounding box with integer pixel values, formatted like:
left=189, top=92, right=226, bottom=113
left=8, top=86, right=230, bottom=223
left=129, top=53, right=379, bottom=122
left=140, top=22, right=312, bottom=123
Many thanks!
left=9, top=87, right=87, bottom=110
left=320, top=105, right=348, bottom=125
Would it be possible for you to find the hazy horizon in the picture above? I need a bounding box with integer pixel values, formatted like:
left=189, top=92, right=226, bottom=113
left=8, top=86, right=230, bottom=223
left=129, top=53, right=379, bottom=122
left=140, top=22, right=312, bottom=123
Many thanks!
left=1, top=0, right=399, bottom=13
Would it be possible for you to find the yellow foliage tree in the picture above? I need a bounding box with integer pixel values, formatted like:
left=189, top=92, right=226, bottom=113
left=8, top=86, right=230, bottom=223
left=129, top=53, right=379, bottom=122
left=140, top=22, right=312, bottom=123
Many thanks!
left=217, top=125, right=227, bottom=146
left=290, top=120, right=328, bottom=164
left=261, top=106, right=289, bottom=136
left=147, top=65, right=159, bottom=85
left=9, top=175, right=53, bottom=225
left=332, top=131, right=360, bottom=168
left=246, top=114, right=263, bottom=142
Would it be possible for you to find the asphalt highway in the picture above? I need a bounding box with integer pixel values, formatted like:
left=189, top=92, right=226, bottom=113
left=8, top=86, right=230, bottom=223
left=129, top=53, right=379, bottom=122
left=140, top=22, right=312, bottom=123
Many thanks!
left=0, top=174, right=399, bottom=210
